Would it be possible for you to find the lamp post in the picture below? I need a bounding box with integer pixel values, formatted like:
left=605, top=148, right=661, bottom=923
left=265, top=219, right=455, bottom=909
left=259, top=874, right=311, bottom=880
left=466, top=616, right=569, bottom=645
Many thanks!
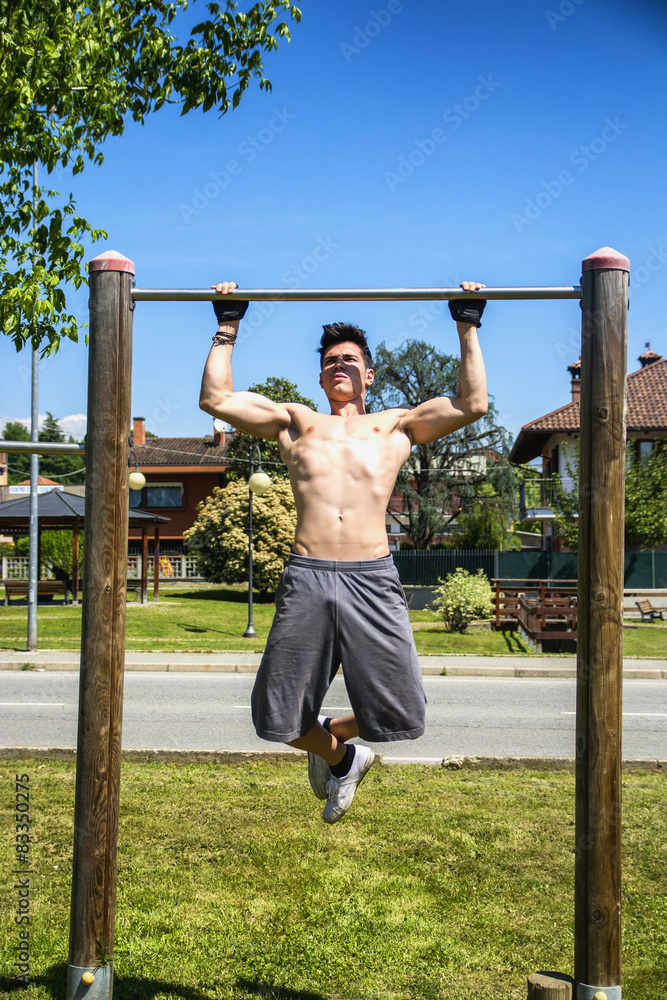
left=243, top=445, right=271, bottom=638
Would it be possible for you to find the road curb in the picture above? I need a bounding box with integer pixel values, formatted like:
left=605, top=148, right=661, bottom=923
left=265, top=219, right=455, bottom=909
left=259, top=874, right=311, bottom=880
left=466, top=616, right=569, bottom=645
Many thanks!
left=0, top=746, right=664, bottom=772
left=0, top=651, right=665, bottom=678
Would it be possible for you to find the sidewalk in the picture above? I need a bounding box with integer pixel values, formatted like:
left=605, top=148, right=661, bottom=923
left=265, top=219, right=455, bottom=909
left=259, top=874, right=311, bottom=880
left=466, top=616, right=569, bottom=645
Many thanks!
left=1, top=649, right=665, bottom=678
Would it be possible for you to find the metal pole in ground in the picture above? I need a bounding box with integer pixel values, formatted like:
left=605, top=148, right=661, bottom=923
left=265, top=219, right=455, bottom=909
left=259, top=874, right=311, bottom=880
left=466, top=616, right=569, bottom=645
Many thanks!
left=66, top=250, right=135, bottom=1000
left=575, top=246, right=629, bottom=1000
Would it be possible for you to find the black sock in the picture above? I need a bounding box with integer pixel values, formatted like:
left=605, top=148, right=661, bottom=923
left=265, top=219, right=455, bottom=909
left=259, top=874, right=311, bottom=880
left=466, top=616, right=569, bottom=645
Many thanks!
left=321, top=717, right=332, bottom=733
left=330, top=743, right=355, bottom=778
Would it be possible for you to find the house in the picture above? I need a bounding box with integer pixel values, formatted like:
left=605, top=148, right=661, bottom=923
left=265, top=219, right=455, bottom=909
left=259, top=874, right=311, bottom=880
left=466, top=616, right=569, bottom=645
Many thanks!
left=128, top=416, right=229, bottom=572
left=510, top=348, right=667, bottom=550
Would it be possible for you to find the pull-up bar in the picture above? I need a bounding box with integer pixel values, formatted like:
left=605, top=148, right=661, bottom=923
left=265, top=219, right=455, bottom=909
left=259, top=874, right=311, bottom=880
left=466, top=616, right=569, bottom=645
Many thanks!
left=131, top=284, right=582, bottom=302
left=68, top=246, right=629, bottom=1000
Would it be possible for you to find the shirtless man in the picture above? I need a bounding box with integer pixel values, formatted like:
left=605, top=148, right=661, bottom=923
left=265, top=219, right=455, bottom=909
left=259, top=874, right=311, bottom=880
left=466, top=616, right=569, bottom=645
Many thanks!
left=199, top=281, right=487, bottom=822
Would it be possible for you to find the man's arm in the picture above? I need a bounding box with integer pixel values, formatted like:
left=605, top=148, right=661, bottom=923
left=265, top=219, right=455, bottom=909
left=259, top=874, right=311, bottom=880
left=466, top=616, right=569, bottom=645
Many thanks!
left=399, top=281, right=488, bottom=445
left=199, top=281, right=292, bottom=440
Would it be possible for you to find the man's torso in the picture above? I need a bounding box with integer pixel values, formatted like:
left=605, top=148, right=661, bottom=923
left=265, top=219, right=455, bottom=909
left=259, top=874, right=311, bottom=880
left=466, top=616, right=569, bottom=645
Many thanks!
left=277, top=404, right=412, bottom=560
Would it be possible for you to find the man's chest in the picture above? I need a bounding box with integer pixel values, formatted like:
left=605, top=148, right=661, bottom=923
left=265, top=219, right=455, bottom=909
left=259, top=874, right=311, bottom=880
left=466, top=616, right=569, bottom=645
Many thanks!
left=281, top=418, right=410, bottom=479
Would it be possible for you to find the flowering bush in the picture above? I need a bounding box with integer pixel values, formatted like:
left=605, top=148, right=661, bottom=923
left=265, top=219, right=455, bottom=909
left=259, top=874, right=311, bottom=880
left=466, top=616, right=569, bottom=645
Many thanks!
left=184, top=478, right=296, bottom=594
left=430, top=568, right=494, bottom=633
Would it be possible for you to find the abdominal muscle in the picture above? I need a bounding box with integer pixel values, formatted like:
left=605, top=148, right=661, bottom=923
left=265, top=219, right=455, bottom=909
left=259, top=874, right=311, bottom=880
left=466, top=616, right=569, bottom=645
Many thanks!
left=281, top=413, right=410, bottom=562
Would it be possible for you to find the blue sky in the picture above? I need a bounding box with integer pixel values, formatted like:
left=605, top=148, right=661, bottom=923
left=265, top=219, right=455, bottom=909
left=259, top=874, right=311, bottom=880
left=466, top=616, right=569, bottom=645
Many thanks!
left=1, top=0, right=666, bottom=451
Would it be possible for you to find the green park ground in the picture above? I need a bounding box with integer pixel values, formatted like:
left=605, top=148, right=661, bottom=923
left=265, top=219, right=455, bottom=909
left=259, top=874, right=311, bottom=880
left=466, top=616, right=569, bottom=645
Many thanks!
left=1, top=586, right=665, bottom=999
left=0, top=760, right=665, bottom=1000
left=1, top=582, right=667, bottom=657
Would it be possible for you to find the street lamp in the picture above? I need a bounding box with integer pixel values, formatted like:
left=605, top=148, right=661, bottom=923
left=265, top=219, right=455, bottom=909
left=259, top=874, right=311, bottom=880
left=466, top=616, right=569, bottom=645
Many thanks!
left=244, top=445, right=271, bottom=638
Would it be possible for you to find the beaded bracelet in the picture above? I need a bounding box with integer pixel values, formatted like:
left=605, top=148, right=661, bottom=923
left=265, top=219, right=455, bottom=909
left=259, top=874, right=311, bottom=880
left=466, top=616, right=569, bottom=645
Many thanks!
left=212, top=331, right=238, bottom=347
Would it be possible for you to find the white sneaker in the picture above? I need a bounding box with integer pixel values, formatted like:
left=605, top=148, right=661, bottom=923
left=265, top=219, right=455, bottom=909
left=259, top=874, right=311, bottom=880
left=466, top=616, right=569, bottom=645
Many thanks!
left=308, top=753, right=330, bottom=800
left=308, top=714, right=332, bottom=800
left=322, top=745, right=375, bottom=824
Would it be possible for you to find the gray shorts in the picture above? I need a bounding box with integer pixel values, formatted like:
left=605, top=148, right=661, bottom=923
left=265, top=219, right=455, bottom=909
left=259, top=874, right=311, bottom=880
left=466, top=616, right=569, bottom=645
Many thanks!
left=251, top=553, right=426, bottom=744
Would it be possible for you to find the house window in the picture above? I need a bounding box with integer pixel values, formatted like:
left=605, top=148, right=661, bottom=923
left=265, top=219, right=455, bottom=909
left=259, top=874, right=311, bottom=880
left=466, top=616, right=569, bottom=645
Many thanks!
left=638, top=441, right=653, bottom=464
left=130, top=482, right=184, bottom=509
left=146, top=483, right=183, bottom=508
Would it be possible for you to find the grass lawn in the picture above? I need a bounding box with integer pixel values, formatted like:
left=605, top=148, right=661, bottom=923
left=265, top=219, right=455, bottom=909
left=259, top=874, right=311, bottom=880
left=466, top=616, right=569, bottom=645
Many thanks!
left=0, top=759, right=664, bottom=1000
left=0, top=586, right=666, bottom=657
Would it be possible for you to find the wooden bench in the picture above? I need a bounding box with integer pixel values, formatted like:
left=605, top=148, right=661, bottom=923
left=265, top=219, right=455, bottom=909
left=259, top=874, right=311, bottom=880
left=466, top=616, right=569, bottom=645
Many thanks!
left=635, top=599, right=667, bottom=623
left=3, top=580, right=68, bottom=606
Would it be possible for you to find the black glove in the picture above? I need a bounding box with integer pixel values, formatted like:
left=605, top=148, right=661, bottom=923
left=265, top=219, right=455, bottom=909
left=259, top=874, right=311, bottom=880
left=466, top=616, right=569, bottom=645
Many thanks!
left=448, top=297, right=487, bottom=328
left=213, top=289, right=249, bottom=323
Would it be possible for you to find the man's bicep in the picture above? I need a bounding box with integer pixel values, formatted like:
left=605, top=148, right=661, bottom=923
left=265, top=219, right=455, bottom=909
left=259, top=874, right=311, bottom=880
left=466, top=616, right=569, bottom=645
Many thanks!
left=212, top=391, right=293, bottom=440
left=400, top=397, right=472, bottom=444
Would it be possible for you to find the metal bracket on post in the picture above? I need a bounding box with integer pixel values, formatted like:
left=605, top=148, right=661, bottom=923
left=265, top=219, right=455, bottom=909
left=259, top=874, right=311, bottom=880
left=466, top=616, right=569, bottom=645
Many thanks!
left=576, top=985, right=621, bottom=1000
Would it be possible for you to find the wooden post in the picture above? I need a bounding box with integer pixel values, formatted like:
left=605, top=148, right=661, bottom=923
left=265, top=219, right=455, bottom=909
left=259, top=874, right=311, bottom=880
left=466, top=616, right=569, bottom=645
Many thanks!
left=527, top=972, right=573, bottom=999
left=72, top=521, right=79, bottom=606
left=141, top=527, right=149, bottom=604
left=67, top=250, right=134, bottom=1000
left=153, top=526, right=160, bottom=602
left=575, top=247, right=629, bottom=1000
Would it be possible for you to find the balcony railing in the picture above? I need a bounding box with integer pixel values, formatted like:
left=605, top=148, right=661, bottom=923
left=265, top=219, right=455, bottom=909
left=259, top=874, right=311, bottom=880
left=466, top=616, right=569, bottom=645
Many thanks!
left=519, top=478, right=576, bottom=521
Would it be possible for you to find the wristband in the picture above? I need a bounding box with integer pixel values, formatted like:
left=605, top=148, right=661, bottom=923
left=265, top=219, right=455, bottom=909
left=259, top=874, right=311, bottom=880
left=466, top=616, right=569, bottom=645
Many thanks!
left=212, top=331, right=237, bottom=347
left=448, top=298, right=487, bottom=328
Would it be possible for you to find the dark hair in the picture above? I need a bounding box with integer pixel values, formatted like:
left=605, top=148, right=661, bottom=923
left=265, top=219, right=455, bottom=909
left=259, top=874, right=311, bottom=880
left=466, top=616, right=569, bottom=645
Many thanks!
left=317, top=322, right=373, bottom=369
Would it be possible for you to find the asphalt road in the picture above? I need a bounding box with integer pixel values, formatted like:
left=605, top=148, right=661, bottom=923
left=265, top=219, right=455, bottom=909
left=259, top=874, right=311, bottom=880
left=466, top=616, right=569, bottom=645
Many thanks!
left=2, top=672, right=665, bottom=760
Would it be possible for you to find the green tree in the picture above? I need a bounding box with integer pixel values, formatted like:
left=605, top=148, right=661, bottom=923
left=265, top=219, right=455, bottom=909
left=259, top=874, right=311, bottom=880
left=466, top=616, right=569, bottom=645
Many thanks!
left=454, top=481, right=521, bottom=551
left=184, top=477, right=296, bottom=593
left=366, top=340, right=516, bottom=549
left=625, top=445, right=667, bottom=548
left=1, top=0, right=302, bottom=353
left=37, top=412, right=86, bottom=484
left=2, top=420, right=31, bottom=484
left=2, top=413, right=85, bottom=484
left=40, top=529, right=83, bottom=589
left=223, top=377, right=316, bottom=480
left=549, top=443, right=667, bottom=550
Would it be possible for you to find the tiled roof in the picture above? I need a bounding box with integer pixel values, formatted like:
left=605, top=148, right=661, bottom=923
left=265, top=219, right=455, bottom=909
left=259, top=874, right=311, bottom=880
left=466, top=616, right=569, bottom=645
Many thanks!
left=510, top=357, right=667, bottom=463
left=520, top=358, right=667, bottom=433
left=133, top=436, right=229, bottom=466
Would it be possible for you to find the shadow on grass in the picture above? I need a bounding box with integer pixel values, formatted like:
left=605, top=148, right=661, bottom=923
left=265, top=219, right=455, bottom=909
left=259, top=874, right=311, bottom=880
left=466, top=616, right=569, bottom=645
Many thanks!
left=0, top=967, right=328, bottom=1000
left=173, top=588, right=275, bottom=605
left=501, top=629, right=529, bottom=653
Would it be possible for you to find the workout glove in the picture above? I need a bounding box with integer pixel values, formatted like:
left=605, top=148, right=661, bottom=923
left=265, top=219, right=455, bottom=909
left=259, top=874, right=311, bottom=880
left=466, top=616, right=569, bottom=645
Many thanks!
left=213, top=290, right=249, bottom=322
left=448, top=298, right=487, bottom=328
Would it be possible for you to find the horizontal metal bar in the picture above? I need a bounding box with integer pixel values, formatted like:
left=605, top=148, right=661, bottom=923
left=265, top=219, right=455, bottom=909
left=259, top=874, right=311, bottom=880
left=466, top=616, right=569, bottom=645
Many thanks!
left=131, top=285, right=582, bottom=303
left=1, top=441, right=85, bottom=455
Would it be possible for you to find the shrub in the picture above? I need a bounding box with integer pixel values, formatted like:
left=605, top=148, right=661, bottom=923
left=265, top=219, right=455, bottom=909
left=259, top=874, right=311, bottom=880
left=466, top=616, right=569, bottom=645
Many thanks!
left=184, top=478, right=296, bottom=594
left=430, top=568, right=494, bottom=633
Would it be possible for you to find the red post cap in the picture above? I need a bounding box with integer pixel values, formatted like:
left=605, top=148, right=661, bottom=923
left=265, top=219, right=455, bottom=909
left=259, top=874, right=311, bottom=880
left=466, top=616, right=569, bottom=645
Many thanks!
left=582, top=247, right=630, bottom=272
left=89, top=250, right=136, bottom=275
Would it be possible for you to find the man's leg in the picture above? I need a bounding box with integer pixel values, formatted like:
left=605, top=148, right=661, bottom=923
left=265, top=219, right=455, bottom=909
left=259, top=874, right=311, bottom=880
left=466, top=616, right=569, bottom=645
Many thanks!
left=328, top=713, right=359, bottom=743
left=289, top=720, right=374, bottom=825
left=288, top=720, right=346, bottom=765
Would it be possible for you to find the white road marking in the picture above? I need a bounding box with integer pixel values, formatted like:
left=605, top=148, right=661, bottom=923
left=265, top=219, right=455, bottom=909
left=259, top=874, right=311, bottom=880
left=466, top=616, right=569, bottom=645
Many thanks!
left=0, top=702, right=67, bottom=707
left=561, top=711, right=666, bottom=717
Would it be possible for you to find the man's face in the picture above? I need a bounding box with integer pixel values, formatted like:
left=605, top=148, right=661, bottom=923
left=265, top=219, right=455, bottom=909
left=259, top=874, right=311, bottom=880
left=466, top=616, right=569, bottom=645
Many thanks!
left=319, top=341, right=374, bottom=401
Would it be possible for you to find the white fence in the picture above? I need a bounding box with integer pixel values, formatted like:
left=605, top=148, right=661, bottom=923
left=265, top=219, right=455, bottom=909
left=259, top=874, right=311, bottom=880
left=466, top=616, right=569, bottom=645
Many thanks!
left=127, top=555, right=201, bottom=579
left=2, top=555, right=201, bottom=580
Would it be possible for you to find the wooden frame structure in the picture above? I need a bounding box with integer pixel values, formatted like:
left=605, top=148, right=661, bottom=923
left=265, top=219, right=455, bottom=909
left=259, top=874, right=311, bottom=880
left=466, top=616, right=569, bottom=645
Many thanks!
left=66, top=247, right=629, bottom=1000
